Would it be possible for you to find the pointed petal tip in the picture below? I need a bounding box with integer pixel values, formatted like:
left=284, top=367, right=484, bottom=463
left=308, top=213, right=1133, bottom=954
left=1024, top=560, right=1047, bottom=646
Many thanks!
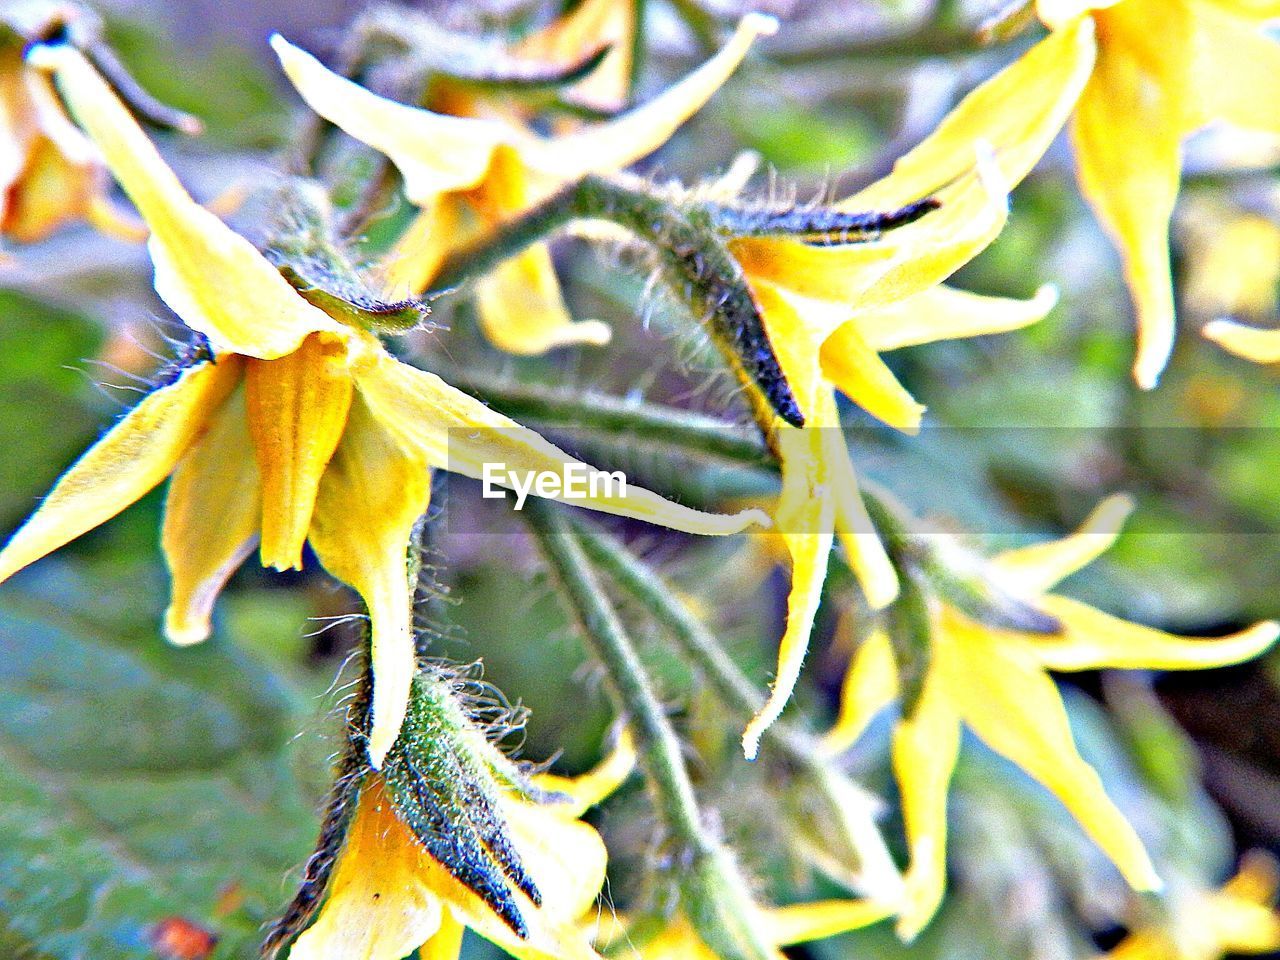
left=741, top=12, right=781, bottom=38
left=164, top=617, right=212, bottom=647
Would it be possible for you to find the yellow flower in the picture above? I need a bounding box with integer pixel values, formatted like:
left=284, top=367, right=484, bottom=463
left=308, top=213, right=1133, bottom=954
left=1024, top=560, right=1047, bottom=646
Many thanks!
left=736, top=21, right=1096, bottom=757
left=290, top=734, right=638, bottom=960
left=1101, top=853, right=1280, bottom=960
left=271, top=14, right=775, bottom=355
left=597, top=899, right=893, bottom=959
left=1181, top=196, right=1280, bottom=321
left=2, top=42, right=767, bottom=768
left=822, top=495, right=1280, bottom=941
left=1037, top=0, right=1280, bottom=387
left=0, top=21, right=143, bottom=243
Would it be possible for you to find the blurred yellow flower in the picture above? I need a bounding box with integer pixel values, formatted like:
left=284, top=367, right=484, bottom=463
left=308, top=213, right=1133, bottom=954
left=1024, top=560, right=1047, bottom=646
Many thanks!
left=1181, top=197, right=1280, bottom=321
left=0, top=42, right=767, bottom=768
left=0, top=23, right=141, bottom=243
left=1100, top=853, right=1280, bottom=960
left=822, top=496, right=1279, bottom=941
left=510, top=0, right=638, bottom=114
left=271, top=14, right=774, bottom=355
left=291, top=735, right=636, bottom=960
left=1037, top=0, right=1280, bottom=387
left=736, top=20, right=1095, bottom=757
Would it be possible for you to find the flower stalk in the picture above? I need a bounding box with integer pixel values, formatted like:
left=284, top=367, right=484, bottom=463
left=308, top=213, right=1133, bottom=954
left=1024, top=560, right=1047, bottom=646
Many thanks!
left=524, top=497, right=779, bottom=960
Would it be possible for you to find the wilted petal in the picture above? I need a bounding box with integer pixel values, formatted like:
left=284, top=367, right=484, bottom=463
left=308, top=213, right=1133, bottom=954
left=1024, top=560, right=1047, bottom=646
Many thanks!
left=290, top=779, right=446, bottom=960
left=1204, top=319, right=1280, bottom=363
left=945, top=618, right=1160, bottom=892
left=1032, top=596, right=1279, bottom=671
left=845, top=19, right=1096, bottom=207
left=308, top=396, right=431, bottom=769
left=353, top=350, right=768, bottom=535
left=162, top=384, right=261, bottom=646
left=523, top=14, right=778, bottom=181
left=989, top=494, right=1133, bottom=595
left=27, top=44, right=342, bottom=359
left=893, top=670, right=962, bottom=942
left=245, top=332, right=355, bottom=571
left=0, top=359, right=239, bottom=585
left=1069, top=8, right=1193, bottom=387
left=848, top=284, right=1058, bottom=353
left=822, top=631, right=898, bottom=755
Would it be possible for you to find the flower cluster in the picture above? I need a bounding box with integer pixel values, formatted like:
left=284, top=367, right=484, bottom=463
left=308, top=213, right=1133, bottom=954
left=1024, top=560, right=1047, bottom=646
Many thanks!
left=3, top=1, right=1280, bottom=959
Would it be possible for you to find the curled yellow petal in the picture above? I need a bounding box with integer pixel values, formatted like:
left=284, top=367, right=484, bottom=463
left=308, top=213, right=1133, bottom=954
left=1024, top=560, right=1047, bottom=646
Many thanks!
left=27, top=43, right=342, bottom=359
left=0, top=359, right=239, bottom=586
left=524, top=13, right=778, bottom=180
left=353, top=350, right=769, bottom=536
left=290, top=779, right=446, bottom=960
left=245, top=332, right=355, bottom=571
left=162, top=385, right=261, bottom=646
left=822, top=630, right=898, bottom=756
left=893, top=671, right=961, bottom=943
left=845, top=18, right=1097, bottom=207
left=533, top=729, right=636, bottom=817
left=475, top=245, right=611, bottom=354
left=308, top=397, right=431, bottom=769
left=1032, top=597, right=1279, bottom=671
left=742, top=428, right=836, bottom=759
left=818, top=321, right=926, bottom=433
left=1204, top=318, right=1280, bottom=363
left=271, top=35, right=506, bottom=204
left=763, top=899, right=894, bottom=946
left=989, top=493, right=1133, bottom=596
left=848, top=284, right=1058, bottom=353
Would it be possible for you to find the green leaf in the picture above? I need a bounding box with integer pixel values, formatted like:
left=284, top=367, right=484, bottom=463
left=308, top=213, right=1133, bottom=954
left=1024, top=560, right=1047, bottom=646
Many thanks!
left=0, top=562, right=324, bottom=959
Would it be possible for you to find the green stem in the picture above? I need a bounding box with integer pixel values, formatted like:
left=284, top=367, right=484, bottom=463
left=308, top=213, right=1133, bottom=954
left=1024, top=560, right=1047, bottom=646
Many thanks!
left=429, top=174, right=805, bottom=428
left=524, top=499, right=775, bottom=960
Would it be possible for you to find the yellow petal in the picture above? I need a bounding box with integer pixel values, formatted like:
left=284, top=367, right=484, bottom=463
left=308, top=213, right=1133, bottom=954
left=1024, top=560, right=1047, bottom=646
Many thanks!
left=845, top=19, right=1097, bottom=206
left=1, top=136, right=100, bottom=243
left=245, top=333, right=355, bottom=571
left=821, top=631, right=898, bottom=755
left=513, top=0, right=636, bottom=112
left=381, top=196, right=472, bottom=298
left=989, top=493, right=1133, bottom=596
left=475, top=245, right=611, bottom=354
left=893, top=668, right=962, bottom=942
left=847, top=284, right=1058, bottom=353
left=1189, top=1, right=1280, bottom=132
left=0, top=359, right=239, bottom=585
left=1223, top=851, right=1280, bottom=906
left=290, top=779, right=446, bottom=960
left=533, top=730, right=637, bottom=817
left=271, top=35, right=506, bottom=204
left=1069, top=7, right=1193, bottom=388
left=818, top=320, right=926, bottom=433
left=522, top=14, right=778, bottom=181
left=1209, top=899, right=1280, bottom=954
left=161, top=384, right=261, bottom=645
left=731, top=236, right=901, bottom=310
left=1202, top=0, right=1280, bottom=19
left=742, top=426, right=836, bottom=760
left=27, top=44, right=342, bottom=359
left=945, top=617, right=1160, bottom=892
left=419, top=913, right=467, bottom=960
left=1031, top=596, right=1279, bottom=671
left=1204, top=318, right=1280, bottom=363
left=762, top=899, right=894, bottom=946
left=352, top=350, right=769, bottom=536
left=308, top=396, right=430, bottom=768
